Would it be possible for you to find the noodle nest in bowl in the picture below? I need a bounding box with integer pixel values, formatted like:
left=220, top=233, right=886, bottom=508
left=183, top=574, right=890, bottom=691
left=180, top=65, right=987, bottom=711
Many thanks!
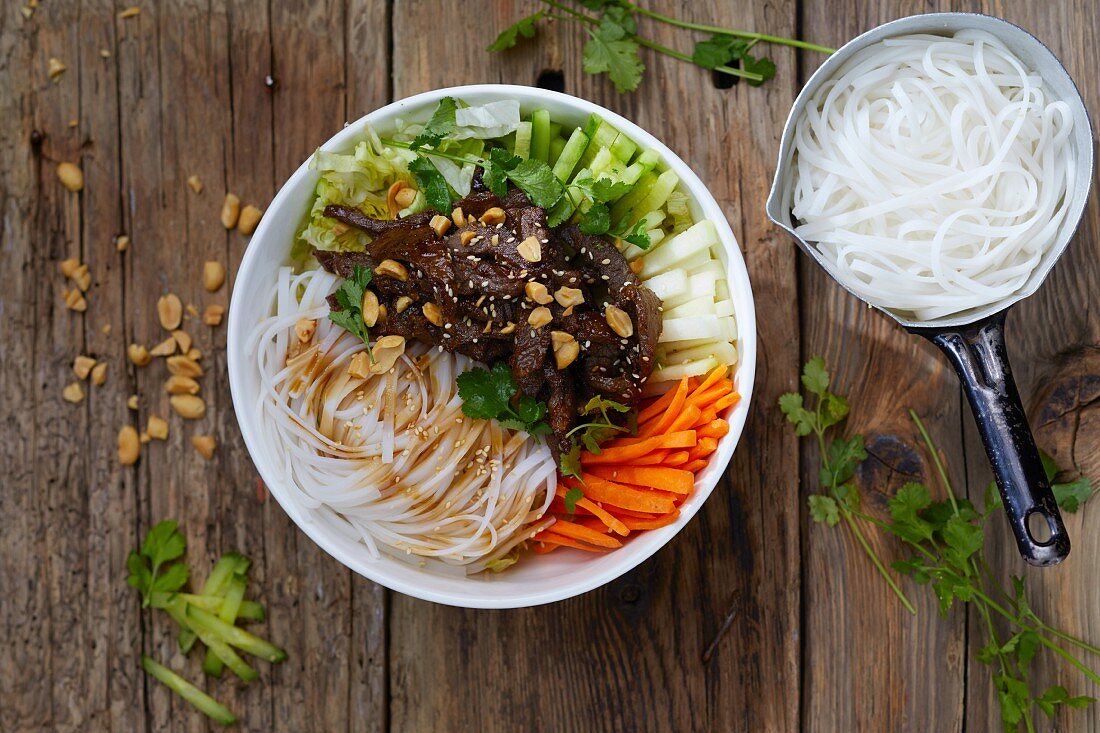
left=792, top=29, right=1076, bottom=321
left=247, top=266, right=557, bottom=575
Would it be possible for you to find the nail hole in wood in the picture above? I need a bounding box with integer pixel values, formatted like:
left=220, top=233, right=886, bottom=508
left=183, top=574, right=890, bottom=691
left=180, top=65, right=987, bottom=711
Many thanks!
left=536, top=69, right=565, bottom=93
left=712, top=63, right=740, bottom=89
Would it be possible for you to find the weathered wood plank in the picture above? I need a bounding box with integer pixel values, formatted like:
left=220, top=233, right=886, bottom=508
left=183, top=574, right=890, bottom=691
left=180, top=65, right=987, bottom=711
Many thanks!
left=389, top=1, right=802, bottom=731
left=962, top=2, right=1100, bottom=731
left=796, top=2, right=969, bottom=731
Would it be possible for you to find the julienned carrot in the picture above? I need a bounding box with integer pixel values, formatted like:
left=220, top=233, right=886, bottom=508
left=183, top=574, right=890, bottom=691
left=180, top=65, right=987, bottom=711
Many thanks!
left=687, top=436, right=718, bottom=461
left=543, top=518, right=623, bottom=548
left=689, top=382, right=733, bottom=408
left=682, top=459, right=707, bottom=473
left=574, top=474, right=676, bottom=513
left=555, top=486, right=630, bottom=536
left=714, top=392, right=741, bottom=411
left=689, top=364, right=728, bottom=398
left=621, top=509, right=681, bottom=531
left=695, top=409, right=717, bottom=427
left=581, top=430, right=697, bottom=465
left=623, top=404, right=700, bottom=444
left=534, top=541, right=560, bottom=554
left=637, top=376, right=689, bottom=424
left=697, top=419, right=729, bottom=439
left=631, top=450, right=669, bottom=466
left=589, top=466, right=695, bottom=495
left=663, top=451, right=690, bottom=466
left=637, top=377, right=691, bottom=437
left=604, top=506, right=659, bottom=519
left=534, top=531, right=606, bottom=553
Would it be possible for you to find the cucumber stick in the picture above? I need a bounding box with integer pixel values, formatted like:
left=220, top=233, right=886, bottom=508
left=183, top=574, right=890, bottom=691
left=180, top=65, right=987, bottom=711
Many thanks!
left=581, top=113, right=602, bottom=139
left=609, top=132, right=638, bottom=163
left=186, top=605, right=288, bottom=663
left=203, top=575, right=248, bottom=678
left=530, top=110, right=551, bottom=162
left=548, top=121, right=562, bottom=140
left=627, top=170, right=679, bottom=225
left=179, top=553, right=249, bottom=654
left=142, top=656, right=237, bottom=726
left=611, top=171, right=658, bottom=222
left=167, top=600, right=258, bottom=683
left=548, top=136, right=567, bottom=166
left=552, top=128, right=589, bottom=182
left=513, top=121, right=532, bottom=159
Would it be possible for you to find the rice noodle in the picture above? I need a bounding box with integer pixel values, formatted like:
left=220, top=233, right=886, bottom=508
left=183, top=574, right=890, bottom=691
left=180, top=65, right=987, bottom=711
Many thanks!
left=247, top=267, right=557, bottom=573
left=791, top=30, right=1075, bottom=321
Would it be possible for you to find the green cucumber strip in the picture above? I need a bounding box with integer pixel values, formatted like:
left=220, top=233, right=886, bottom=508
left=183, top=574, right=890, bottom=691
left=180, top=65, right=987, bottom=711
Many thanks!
left=513, top=121, right=532, bottom=160
left=627, top=170, right=680, bottom=224
left=548, top=121, right=562, bottom=140
left=609, top=132, right=638, bottom=163
left=551, top=129, right=589, bottom=183
left=141, top=655, right=237, bottom=726
left=168, top=600, right=258, bottom=683
left=238, top=600, right=265, bottom=621
left=179, top=553, right=250, bottom=654
left=581, top=112, right=602, bottom=139
left=152, top=593, right=264, bottom=621
left=611, top=171, right=658, bottom=222
left=636, top=148, right=660, bottom=173
left=204, top=575, right=248, bottom=678
left=186, top=605, right=288, bottom=663
left=588, top=147, right=616, bottom=177
left=548, top=136, right=567, bottom=166
left=530, top=110, right=551, bottom=162
left=579, top=121, right=620, bottom=169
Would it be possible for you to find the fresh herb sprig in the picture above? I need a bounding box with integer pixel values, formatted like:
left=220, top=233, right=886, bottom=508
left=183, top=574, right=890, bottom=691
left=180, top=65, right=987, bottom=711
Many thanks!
left=457, top=362, right=552, bottom=437
left=782, top=358, right=1099, bottom=731
left=560, top=396, right=634, bottom=483
left=489, top=0, right=834, bottom=93
left=327, top=265, right=375, bottom=352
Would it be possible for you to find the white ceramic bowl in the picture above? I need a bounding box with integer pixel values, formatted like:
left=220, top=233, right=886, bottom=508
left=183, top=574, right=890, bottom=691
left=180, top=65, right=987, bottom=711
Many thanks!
left=227, top=84, right=757, bottom=608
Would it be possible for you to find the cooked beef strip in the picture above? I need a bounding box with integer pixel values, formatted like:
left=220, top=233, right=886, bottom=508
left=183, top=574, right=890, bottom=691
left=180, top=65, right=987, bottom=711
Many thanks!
left=315, top=184, right=664, bottom=455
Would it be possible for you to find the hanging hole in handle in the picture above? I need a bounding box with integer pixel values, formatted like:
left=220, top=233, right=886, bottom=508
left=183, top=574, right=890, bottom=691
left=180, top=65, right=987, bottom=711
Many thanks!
left=1026, top=509, right=1057, bottom=545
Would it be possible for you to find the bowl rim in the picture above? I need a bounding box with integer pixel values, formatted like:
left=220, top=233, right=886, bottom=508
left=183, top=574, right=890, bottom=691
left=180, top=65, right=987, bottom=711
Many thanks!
left=227, top=83, right=758, bottom=608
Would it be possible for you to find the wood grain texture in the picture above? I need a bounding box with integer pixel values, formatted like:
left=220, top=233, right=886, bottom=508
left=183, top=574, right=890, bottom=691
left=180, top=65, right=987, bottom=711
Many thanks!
left=2, top=1, right=1100, bottom=731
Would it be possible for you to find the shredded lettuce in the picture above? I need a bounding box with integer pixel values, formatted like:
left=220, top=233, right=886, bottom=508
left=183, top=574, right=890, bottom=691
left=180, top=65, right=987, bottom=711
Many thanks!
left=665, top=190, right=693, bottom=234
left=452, top=100, right=521, bottom=140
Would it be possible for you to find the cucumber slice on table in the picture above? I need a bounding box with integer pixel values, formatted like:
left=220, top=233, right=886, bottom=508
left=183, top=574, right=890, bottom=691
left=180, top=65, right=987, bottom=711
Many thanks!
left=141, top=656, right=237, bottom=726
left=530, top=110, right=551, bottom=162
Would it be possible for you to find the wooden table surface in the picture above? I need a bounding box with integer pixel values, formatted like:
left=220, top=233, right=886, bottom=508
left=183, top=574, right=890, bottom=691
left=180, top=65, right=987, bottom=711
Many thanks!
left=3, top=1, right=1100, bottom=731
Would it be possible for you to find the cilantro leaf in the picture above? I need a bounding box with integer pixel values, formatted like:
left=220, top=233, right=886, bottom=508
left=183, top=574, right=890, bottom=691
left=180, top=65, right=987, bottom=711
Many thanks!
left=559, top=443, right=583, bottom=482
left=482, top=148, right=516, bottom=199
left=600, top=5, right=636, bottom=34
left=128, top=520, right=189, bottom=608
left=941, top=515, right=983, bottom=569
left=546, top=196, right=575, bottom=228
left=409, top=155, right=453, bottom=213
left=818, top=435, right=866, bottom=488
left=742, top=54, right=777, bottom=87
left=581, top=396, right=630, bottom=416
left=593, top=177, right=632, bottom=201
left=457, top=362, right=550, bottom=436
left=778, top=392, right=814, bottom=436
left=801, top=356, right=829, bottom=396
left=887, top=483, right=935, bottom=544
left=578, top=0, right=619, bottom=10
left=692, top=35, right=749, bottom=70
left=618, top=218, right=651, bottom=250
left=583, top=22, right=645, bottom=93
left=486, top=10, right=545, bottom=53
left=808, top=495, right=839, bottom=526
left=411, top=96, right=458, bottom=151
left=1054, top=476, right=1093, bottom=513
left=327, top=266, right=374, bottom=346
left=564, top=487, right=584, bottom=513
left=504, top=158, right=563, bottom=208
left=579, top=202, right=611, bottom=235
left=142, top=520, right=186, bottom=569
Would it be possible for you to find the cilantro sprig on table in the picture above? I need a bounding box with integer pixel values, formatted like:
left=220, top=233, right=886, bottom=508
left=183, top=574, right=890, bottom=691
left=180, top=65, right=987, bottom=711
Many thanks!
left=488, top=1, right=832, bottom=93
left=781, top=358, right=1099, bottom=731
left=327, top=265, right=375, bottom=351
left=456, top=362, right=552, bottom=437
left=129, top=521, right=286, bottom=727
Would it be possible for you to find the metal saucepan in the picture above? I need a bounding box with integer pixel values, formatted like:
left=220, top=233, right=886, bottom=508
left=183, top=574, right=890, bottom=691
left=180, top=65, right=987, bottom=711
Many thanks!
left=766, top=13, right=1094, bottom=566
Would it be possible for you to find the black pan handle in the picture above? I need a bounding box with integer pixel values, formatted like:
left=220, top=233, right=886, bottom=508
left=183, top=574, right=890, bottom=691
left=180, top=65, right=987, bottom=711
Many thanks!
left=913, top=312, right=1069, bottom=566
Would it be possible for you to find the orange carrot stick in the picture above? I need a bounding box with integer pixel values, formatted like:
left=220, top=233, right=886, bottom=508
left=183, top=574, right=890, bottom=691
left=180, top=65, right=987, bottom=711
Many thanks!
left=637, top=376, right=688, bottom=424
left=543, top=518, right=623, bottom=548
left=589, top=466, right=695, bottom=495
left=555, top=486, right=630, bottom=536
left=534, top=541, right=560, bottom=554
left=697, top=419, right=729, bottom=439
left=694, top=409, right=717, bottom=428
left=581, top=431, right=697, bottom=465
left=637, top=378, right=692, bottom=437
left=576, top=474, right=676, bottom=513
left=682, top=459, right=708, bottom=473
left=621, top=509, right=681, bottom=531
left=689, top=365, right=729, bottom=399
left=533, top=531, right=607, bottom=553
left=631, top=450, right=670, bottom=466
left=624, top=404, right=701, bottom=445
left=714, top=392, right=741, bottom=411
left=662, top=450, right=690, bottom=466
left=687, top=436, right=718, bottom=461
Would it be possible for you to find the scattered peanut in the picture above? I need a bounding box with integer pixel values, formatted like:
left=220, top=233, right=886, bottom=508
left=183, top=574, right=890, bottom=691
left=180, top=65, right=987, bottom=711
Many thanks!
left=170, top=394, right=206, bottom=419
left=90, top=362, right=107, bottom=386
left=295, top=318, right=316, bottom=343
left=166, top=355, right=203, bottom=378
left=140, top=432, right=151, bottom=444
left=185, top=303, right=199, bottom=317
left=157, top=293, right=183, bottom=330
left=186, top=348, right=202, bottom=361
left=116, top=234, right=130, bottom=252
left=369, top=335, right=406, bottom=374
left=394, top=296, right=413, bottom=314
left=146, top=415, right=168, bottom=441
left=128, top=343, right=151, bottom=366
left=202, top=261, right=225, bottom=292
left=62, top=382, right=85, bottom=403
left=517, top=236, right=542, bottom=263
left=172, top=330, right=192, bottom=354
left=73, top=355, right=96, bottom=380
left=459, top=230, right=476, bottom=247
left=604, top=304, right=634, bottom=338
left=348, top=352, right=371, bottom=379
left=429, top=214, right=452, bottom=237
left=394, top=186, right=418, bottom=210
left=238, top=205, right=263, bottom=235
left=191, top=435, right=217, bottom=460
left=203, top=304, right=225, bottom=326
left=186, top=175, right=203, bottom=194
left=375, top=259, right=409, bottom=282
left=479, top=207, right=506, bottom=225
left=59, top=258, right=80, bottom=278
left=118, top=425, right=140, bottom=465
left=527, top=306, right=552, bottom=330
left=127, top=395, right=139, bottom=410
left=62, top=288, right=87, bottom=312
left=118, top=6, right=141, bottom=19
left=101, top=324, right=112, bottom=335
left=149, top=337, right=177, bottom=357
left=361, top=289, right=380, bottom=327
left=48, top=57, right=66, bottom=80
left=451, top=207, right=466, bottom=227
left=165, top=375, right=200, bottom=395
left=422, top=302, right=443, bottom=327
left=551, top=330, right=579, bottom=369
left=70, top=263, right=91, bottom=291
left=57, top=162, right=83, bottom=192
left=221, top=193, right=241, bottom=229
left=524, top=281, right=554, bottom=305
left=499, top=321, right=517, bottom=335
left=554, top=286, right=584, bottom=308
